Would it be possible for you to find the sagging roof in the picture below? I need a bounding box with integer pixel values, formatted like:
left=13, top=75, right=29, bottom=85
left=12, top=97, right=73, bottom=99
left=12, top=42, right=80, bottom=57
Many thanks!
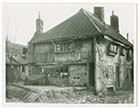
left=30, top=8, right=132, bottom=47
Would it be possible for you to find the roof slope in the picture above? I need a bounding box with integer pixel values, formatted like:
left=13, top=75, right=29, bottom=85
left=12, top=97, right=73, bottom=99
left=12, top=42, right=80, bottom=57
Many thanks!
left=12, top=56, right=28, bottom=65
left=30, top=9, right=99, bottom=43
left=30, top=8, right=132, bottom=47
left=6, top=56, right=27, bottom=65
left=8, top=42, right=27, bottom=49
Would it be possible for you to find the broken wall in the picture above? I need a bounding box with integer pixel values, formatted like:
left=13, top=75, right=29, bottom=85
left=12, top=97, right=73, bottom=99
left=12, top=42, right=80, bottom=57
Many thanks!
left=69, top=64, right=88, bottom=86
left=95, top=38, right=116, bottom=93
left=95, top=37, right=133, bottom=93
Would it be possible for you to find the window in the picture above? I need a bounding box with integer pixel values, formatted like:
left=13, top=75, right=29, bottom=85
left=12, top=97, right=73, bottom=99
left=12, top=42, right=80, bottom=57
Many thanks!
left=22, top=66, right=25, bottom=72
left=56, top=44, right=61, bottom=52
left=110, top=44, right=117, bottom=53
left=129, top=50, right=133, bottom=58
left=108, top=43, right=118, bottom=56
left=127, top=50, right=133, bottom=60
left=55, top=65, right=68, bottom=77
left=23, top=47, right=28, bottom=56
left=120, top=48, right=125, bottom=56
left=55, top=42, right=73, bottom=52
left=41, top=67, right=44, bottom=73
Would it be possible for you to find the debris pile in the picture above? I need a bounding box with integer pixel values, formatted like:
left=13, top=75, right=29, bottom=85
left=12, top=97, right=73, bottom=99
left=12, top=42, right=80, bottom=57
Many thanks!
left=6, top=84, right=134, bottom=103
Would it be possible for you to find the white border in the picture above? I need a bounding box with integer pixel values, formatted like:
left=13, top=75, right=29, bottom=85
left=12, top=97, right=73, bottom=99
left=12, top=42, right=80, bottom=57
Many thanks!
left=0, top=0, right=139, bottom=109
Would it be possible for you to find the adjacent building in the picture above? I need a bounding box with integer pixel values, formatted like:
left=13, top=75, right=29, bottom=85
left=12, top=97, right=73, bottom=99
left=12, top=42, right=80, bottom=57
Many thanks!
left=6, top=40, right=28, bottom=83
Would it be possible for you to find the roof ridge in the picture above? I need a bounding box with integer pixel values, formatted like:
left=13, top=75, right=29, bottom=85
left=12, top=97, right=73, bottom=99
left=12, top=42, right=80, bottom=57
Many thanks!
left=81, top=9, right=132, bottom=47
left=81, top=9, right=101, bottom=32
left=107, top=24, right=132, bottom=45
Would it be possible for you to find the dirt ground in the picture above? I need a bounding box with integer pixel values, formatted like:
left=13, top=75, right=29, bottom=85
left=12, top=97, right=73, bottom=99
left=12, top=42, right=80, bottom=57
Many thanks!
left=6, top=84, right=134, bottom=104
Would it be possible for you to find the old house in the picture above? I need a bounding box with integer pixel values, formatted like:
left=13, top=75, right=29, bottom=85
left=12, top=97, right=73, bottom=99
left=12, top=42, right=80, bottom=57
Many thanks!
left=28, top=7, right=133, bottom=93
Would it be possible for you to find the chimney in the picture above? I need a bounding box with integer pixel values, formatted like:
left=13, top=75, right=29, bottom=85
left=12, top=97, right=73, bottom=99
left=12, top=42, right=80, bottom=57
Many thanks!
left=110, top=10, right=119, bottom=32
left=127, top=33, right=129, bottom=40
left=94, top=7, right=104, bottom=21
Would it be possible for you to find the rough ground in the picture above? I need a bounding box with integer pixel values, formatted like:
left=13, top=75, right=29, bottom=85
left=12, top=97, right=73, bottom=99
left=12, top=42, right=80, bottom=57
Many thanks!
left=6, top=84, right=134, bottom=104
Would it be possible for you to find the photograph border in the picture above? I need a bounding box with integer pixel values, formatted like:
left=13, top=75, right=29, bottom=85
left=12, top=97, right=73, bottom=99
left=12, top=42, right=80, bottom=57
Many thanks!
left=0, top=0, right=139, bottom=109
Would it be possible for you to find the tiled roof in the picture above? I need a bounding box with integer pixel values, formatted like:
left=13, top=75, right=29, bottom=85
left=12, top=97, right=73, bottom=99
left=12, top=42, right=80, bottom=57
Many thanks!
left=30, top=8, right=132, bottom=47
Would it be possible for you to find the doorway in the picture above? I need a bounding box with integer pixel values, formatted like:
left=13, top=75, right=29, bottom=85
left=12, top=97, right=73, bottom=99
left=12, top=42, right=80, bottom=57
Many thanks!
left=89, top=63, right=95, bottom=87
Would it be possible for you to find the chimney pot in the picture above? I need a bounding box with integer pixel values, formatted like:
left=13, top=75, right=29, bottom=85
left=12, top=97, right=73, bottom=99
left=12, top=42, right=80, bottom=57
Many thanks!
left=127, top=33, right=129, bottom=40
left=112, top=10, right=114, bottom=15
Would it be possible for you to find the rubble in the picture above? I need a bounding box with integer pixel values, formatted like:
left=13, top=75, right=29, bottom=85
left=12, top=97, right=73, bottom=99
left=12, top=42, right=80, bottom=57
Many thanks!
left=6, top=84, right=134, bottom=104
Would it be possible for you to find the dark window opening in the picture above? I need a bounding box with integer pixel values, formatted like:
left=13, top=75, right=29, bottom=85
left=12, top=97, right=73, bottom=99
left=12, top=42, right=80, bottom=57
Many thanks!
left=22, top=66, right=25, bottom=72
left=55, top=65, right=69, bottom=76
left=23, top=47, right=28, bottom=56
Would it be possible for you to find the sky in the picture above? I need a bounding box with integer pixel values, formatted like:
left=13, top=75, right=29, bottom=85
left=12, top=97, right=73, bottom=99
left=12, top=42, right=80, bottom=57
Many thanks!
left=3, top=3, right=136, bottom=46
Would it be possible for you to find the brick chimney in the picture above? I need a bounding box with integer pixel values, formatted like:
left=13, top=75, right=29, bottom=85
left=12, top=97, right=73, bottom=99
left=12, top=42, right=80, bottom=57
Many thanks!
left=94, top=7, right=104, bottom=21
left=110, top=10, right=119, bottom=32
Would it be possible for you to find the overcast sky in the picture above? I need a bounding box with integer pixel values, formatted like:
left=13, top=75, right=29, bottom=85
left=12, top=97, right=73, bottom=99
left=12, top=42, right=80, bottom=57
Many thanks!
left=3, top=3, right=136, bottom=46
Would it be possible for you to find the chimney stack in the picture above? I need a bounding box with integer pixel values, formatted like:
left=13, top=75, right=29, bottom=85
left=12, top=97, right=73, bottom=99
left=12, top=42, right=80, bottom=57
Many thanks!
left=127, top=33, right=129, bottom=40
left=110, top=10, right=119, bottom=32
left=94, top=7, right=104, bottom=21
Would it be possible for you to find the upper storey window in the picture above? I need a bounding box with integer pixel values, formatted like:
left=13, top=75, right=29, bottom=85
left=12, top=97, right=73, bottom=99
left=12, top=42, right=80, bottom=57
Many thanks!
left=108, top=43, right=118, bottom=56
left=55, top=42, right=73, bottom=52
left=110, top=44, right=117, bottom=53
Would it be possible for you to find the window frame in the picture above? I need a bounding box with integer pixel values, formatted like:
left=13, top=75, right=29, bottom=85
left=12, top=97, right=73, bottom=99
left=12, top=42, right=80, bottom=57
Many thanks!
left=108, top=43, right=118, bottom=56
left=55, top=41, right=73, bottom=53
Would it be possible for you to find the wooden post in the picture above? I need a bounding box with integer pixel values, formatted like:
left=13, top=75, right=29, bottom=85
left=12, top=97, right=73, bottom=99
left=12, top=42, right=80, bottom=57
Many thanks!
left=87, top=62, right=90, bottom=87
left=93, top=37, right=97, bottom=92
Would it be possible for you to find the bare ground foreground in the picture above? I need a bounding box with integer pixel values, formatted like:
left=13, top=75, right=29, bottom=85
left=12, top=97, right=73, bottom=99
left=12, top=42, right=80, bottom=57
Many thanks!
left=6, top=83, right=134, bottom=104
